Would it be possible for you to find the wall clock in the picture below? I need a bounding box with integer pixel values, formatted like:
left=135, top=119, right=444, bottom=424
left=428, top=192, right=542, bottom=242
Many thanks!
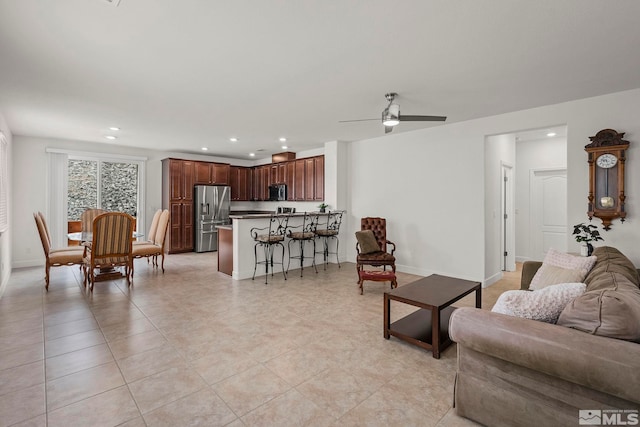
left=585, top=129, right=630, bottom=230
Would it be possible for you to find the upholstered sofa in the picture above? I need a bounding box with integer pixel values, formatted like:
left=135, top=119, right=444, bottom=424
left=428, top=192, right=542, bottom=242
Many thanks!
left=449, top=246, right=640, bottom=427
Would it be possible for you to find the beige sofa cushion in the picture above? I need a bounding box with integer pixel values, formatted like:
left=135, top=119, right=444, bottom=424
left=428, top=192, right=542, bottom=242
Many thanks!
left=585, top=246, right=640, bottom=288
left=558, top=272, right=640, bottom=342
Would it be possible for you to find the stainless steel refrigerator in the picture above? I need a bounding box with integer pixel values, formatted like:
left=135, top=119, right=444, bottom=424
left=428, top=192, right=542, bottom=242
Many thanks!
left=194, top=185, right=231, bottom=252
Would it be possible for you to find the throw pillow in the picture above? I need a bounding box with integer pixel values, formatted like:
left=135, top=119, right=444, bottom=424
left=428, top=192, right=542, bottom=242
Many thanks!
left=529, top=248, right=597, bottom=291
left=491, top=282, right=587, bottom=324
left=355, top=230, right=380, bottom=254
left=528, top=265, right=587, bottom=290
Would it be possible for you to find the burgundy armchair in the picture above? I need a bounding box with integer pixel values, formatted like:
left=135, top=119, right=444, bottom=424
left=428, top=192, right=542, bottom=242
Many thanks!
left=356, top=217, right=396, bottom=275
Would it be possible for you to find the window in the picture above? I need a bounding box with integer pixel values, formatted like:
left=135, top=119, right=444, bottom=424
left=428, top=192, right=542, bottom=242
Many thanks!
left=46, top=149, right=146, bottom=248
left=67, top=158, right=140, bottom=221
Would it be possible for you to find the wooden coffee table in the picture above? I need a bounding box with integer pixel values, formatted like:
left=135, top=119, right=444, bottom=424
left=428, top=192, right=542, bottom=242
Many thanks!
left=384, top=274, right=481, bottom=359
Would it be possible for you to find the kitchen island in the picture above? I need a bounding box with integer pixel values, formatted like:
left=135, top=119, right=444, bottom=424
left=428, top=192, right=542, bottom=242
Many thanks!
left=219, top=212, right=341, bottom=280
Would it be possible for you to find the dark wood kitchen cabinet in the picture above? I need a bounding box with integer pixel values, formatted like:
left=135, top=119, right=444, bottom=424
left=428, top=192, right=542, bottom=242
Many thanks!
left=163, top=158, right=195, bottom=253
left=313, top=155, right=324, bottom=201
left=294, top=159, right=306, bottom=200
left=285, top=161, right=296, bottom=201
left=230, top=166, right=252, bottom=201
left=194, top=162, right=230, bottom=185
left=252, top=165, right=269, bottom=201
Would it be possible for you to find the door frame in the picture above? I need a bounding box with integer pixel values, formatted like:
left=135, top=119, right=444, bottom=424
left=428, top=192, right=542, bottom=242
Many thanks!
left=500, top=162, right=516, bottom=271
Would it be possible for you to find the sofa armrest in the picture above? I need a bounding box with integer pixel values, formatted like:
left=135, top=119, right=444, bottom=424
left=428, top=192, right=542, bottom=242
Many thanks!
left=449, top=307, right=640, bottom=404
left=521, top=261, right=542, bottom=290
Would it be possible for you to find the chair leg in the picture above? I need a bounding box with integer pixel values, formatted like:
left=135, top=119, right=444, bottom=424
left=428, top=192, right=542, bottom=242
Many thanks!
left=311, top=239, right=318, bottom=274
left=334, top=236, right=341, bottom=268
left=45, top=262, right=50, bottom=291
left=160, top=253, right=165, bottom=273
left=252, top=243, right=259, bottom=281
left=298, top=239, right=304, bottom=277
left=279, top=243, right=287, bottom=281
left=82, top=263, right=88, bottom=288
left=286, top=239, right=293, bottom=274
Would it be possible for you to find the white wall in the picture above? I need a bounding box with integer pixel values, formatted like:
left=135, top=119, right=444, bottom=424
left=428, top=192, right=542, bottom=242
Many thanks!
left=0, top=114, right=12, bottom=294
left=347, top=88, right=640, bottom=283
left=515, top=136, right=567, bottom=262
left=348, top=125, right=486, bottom=281
left=484, top=133, right=516, bottom=286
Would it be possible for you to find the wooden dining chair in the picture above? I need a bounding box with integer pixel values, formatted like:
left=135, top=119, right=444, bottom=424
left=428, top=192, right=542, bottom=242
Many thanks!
left=82, top=212, right=135, bottom=290
left=81, top=208, right=108, bottom=232
left=133, top=209, right=162, bottom=246
left=132, top=209, right=170, bottom=273
left=34, top=212, right=84, bottom=290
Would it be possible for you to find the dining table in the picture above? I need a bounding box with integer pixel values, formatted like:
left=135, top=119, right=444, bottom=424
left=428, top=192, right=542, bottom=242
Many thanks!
left=67, top=231, right=144, bottom=242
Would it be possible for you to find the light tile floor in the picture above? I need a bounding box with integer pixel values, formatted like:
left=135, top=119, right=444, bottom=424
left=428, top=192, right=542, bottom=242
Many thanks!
left=0, top=253, right=520, bottom=426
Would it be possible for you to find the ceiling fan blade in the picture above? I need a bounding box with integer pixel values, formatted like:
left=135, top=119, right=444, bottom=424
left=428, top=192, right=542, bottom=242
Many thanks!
left=399, top=115, right=447, bottom=122
left=385, top=126, right=394, bottom=134
left=339, top=118, right=378, bottom=123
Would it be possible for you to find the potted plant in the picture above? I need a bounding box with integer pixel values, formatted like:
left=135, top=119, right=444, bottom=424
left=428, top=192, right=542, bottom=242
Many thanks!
left=573, top=223, right=604, bottom=256
left=318, top=203, right=328, bottom=213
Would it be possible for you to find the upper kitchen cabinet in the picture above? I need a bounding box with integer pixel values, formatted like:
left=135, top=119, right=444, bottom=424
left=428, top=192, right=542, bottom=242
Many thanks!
left=313, top=155, right=324, bottom=201
left=230, top=166, right=252, bottom=201
left=269, top=162, right=288, bottom=185
left=252, top=165, right=270, bottom=201
left=194, top=162, right=230, bottom=185
left=293, top=159, right=306, bottom=201
left=285, top=161, right=295, bottom=201
left=167, top=159, right=195, bottom=202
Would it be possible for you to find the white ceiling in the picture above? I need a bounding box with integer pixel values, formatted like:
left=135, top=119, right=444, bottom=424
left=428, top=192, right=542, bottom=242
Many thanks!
left=1, top=1, right=639, bottom=160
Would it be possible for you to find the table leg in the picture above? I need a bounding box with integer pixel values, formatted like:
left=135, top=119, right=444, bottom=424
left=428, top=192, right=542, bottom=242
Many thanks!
left=476, top=287, right=482, bottom=308
left=383, top=294, right=390, bottom=339
left=432, top=308, right=441, bottom=359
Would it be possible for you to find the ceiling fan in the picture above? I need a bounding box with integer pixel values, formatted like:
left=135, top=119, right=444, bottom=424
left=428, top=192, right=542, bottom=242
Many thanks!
left=340, top=92, right=446, bottom=133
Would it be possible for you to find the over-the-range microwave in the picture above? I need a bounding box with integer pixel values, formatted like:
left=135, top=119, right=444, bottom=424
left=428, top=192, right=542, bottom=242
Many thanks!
left=268, top=184, right=287, bottom=201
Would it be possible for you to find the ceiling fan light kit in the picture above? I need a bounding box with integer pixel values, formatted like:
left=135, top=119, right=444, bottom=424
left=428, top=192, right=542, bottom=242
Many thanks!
left=340, top=92, right=447, bottom=133
left=382, top=103, right=400, bottom=126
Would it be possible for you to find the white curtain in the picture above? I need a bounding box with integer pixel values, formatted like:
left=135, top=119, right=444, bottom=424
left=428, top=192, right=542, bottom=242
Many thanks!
left=47, top=152, right=68, bottom=248
left=0, top=132, right=7, bottom=234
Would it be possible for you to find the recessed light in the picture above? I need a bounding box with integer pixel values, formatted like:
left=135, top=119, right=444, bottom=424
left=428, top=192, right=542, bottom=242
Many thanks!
left=230, top=137, right=238, bottom=142
left=104, top=135, right=117, bottom=140
left=201, top=147, right=208, bottom=151
left=249, top=153, right=255, bottom=157
left=279, top=137, right=287, bottom=142
left=547, top=132, right=557, bottom=137
left=282, top=145, right=288, bottom=150
left=109, top=127, right=120, bottom=131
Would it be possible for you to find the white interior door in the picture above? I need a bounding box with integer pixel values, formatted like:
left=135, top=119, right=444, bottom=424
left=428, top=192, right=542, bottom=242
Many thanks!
left=531, top=169, right=567, bottom=260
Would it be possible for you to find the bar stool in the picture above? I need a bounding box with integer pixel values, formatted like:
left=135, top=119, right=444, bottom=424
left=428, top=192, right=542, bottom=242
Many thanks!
left=250, top=214, right=290, bottom=284
left=314, top=210, right=345, bottom=269
left=286, top=212, right=319, bottom=276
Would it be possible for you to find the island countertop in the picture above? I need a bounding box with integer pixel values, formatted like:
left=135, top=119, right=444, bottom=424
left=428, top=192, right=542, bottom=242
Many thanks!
left=226, top=212, right=342, bottom=280
left=229, top=211, right=330, bottom=219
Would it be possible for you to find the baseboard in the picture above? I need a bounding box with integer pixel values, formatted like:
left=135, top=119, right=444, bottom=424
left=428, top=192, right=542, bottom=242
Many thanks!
left=13, top=259, right=42, bottom=269
left=483, top=271, right=503, bottom=288
left=516, top=256, right=533, bottom=263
